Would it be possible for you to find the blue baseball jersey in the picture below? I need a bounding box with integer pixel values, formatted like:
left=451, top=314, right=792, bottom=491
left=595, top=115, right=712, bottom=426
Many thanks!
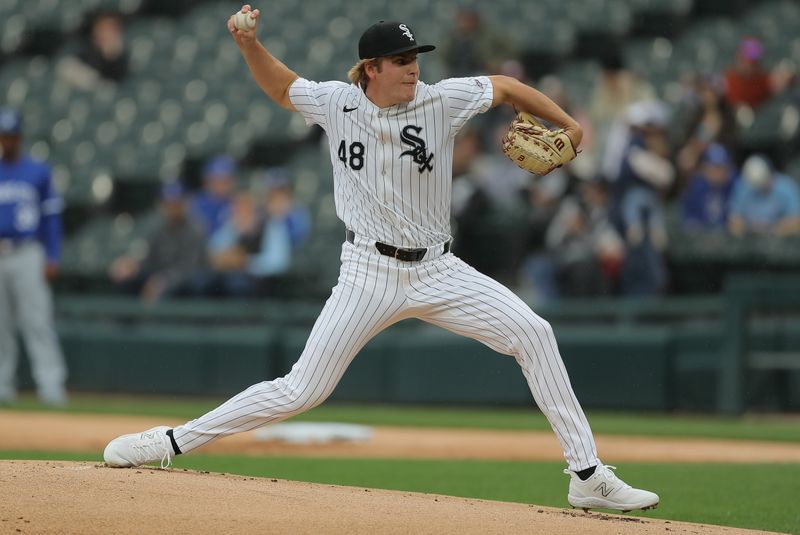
left=0, top=155, right=63, bottom=262
left=190, top=192, right=231, bottom=236
left=729, top=173, right=800, bottom=228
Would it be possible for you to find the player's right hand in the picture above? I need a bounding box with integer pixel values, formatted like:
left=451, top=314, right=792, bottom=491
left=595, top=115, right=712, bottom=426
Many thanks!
left=228, top=4, right=260, bottom=48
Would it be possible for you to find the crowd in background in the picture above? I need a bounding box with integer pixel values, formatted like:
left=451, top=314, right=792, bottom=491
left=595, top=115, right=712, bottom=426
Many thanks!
left=443, top=8, right=800, bottom=302
left=103, top=7, right=800, bottom=303
left=4, top=7, right=800, bottom=305
left=108, top=156, right=311, bottom=303
left=39, top=10, right=309, bottom=303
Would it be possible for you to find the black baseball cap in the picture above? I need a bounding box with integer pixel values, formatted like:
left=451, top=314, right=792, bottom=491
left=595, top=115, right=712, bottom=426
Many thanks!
left=358, top=21, right=435, bottom=59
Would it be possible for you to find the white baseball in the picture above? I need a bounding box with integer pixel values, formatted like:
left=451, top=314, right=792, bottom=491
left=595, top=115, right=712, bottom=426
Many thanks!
left=234, top=10, right=256, bottom=31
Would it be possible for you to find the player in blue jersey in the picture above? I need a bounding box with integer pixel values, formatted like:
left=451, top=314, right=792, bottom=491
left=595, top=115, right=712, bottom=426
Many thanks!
left=0, top=107, right=68, bottom=406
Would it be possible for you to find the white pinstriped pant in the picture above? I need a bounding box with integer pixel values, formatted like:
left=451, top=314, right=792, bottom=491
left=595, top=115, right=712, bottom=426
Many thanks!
left=173, top=234, right=600, bottom=471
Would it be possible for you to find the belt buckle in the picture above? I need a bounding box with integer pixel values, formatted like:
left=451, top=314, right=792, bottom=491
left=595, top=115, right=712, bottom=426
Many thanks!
left=394, top=248, right=402, bottom=259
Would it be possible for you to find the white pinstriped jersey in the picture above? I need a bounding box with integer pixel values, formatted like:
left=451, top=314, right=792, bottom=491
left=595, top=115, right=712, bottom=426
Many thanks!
left=288, top=76, right=493, bottom=248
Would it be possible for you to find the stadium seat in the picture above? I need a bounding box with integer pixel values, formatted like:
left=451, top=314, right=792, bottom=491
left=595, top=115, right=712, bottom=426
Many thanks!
left=784, top=156, right=800, bottom=184
left=738, top=95, right=800, bottom=153
left=563, top=0, right=632, bottom=36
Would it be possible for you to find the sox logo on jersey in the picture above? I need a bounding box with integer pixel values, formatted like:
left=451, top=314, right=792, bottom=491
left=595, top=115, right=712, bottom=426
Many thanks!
left=170, top=75, right=600, bottom=475
left=399, top=125, right=434, bottom=172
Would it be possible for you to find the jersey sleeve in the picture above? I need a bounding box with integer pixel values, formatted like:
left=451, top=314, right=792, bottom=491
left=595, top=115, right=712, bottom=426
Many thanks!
left=433, top=76, right=494, bottom=135
left=288, top=77, right=349, bottom=129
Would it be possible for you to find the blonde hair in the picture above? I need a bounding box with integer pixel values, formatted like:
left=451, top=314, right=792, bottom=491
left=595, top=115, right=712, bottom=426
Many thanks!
left=347, top=58, right=382, bottom=89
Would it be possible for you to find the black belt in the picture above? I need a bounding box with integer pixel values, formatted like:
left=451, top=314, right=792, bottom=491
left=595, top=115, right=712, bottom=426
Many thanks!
left=346, top=229, right=450, bottom=262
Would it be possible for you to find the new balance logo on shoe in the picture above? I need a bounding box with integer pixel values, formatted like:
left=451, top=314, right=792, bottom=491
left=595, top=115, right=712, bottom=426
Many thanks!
left=594, top=482, right=614, bottom=497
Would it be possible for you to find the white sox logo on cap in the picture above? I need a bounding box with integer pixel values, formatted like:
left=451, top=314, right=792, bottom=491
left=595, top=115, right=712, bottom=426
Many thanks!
left=399, top=24, right=414, bottom=41
left=357, top=20, right=435, bottom=59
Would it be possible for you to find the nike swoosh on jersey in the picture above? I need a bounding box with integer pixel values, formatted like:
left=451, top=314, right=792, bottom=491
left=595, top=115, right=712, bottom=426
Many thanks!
left=343, top=105, right=358, bottom=113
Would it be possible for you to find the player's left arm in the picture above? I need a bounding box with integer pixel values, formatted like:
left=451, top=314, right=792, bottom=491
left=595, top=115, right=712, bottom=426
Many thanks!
left=489, top=75, right=583, bottom=148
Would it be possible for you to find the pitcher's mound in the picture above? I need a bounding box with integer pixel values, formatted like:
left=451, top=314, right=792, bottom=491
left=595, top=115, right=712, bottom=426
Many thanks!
left=0, top=461, right=774, bottom=534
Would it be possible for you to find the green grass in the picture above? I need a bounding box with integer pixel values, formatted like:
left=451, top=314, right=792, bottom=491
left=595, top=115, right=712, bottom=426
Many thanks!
left=5, top=393, right=800, bottom=442
left=3, top=451, right=797, bottom=534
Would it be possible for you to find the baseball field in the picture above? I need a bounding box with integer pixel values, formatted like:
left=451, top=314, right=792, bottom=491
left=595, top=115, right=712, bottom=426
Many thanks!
left=1, top=394, right=798, bottom=534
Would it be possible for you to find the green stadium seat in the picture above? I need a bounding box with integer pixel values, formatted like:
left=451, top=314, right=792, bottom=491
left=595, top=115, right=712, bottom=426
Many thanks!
left=556, top=60, right=600, bottom=108
left=739, top=95, right=800, bottom=150
left=784, top=157, right=800, bottom=183
left=563, top=0, right=632, bottom=36
left=62, top=209, right=160, bottom=276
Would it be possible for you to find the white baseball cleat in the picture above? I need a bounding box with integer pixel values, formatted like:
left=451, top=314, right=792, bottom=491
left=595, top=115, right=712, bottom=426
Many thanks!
left=104, top=426, right=174, bottom=468
left=565, top=464, right=659, bottom=513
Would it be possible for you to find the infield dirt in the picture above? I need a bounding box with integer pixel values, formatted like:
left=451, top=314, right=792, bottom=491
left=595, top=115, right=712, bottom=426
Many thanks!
left=2, top=410, right=800, bottom=463
left=0, top=460, right=785, bottom=535
left=2, top=410, right=796, bottom=533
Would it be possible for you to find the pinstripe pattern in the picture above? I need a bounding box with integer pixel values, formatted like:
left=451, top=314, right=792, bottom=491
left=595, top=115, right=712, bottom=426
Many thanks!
left=173, top=239, right=410, bottom=452
left=406, top=255, right=598, bottom=470
left=173, top=240, right=598, bottom=470
left=171, top=75, right=599, bottom=472
left=287, top=77, right=492, bottom=248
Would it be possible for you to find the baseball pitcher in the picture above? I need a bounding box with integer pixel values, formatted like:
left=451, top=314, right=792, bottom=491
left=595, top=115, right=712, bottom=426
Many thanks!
left=104, top=6, right=658, bottom=513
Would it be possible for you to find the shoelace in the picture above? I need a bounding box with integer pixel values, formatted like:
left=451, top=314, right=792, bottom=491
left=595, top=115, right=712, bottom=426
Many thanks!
left=598, top=465, right=631, bottom=489
left=132, top=434, right=173, bottom=469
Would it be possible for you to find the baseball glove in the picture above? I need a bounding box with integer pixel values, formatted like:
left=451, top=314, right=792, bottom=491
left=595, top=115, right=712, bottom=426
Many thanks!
left=501, top=112, right=577, bottom=176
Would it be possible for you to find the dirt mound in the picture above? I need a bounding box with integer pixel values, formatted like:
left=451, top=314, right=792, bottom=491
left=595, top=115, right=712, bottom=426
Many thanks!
left=0, top=461, right=781, bottom=535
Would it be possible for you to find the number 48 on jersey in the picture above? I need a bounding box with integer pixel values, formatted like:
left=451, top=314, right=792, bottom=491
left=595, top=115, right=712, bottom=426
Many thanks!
left=338, top=140, right=364, bottom=170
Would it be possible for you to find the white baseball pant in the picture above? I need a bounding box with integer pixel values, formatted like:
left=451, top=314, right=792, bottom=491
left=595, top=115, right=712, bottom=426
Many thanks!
left=0, top=241, right=67, bottom=404
left=172, top=234, right=600, bottom=471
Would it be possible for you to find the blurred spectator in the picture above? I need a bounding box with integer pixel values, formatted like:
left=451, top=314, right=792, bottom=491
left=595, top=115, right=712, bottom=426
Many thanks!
left=0, top=107, right=67, bottom=407
left=203, top=192, right=261, bottom=297
left=722, top=37, right=793, bottom=110
left=108, top=182, right=206, bottom=303
left=611, top=101, right=674, bottom=248
left=440, top=8, right=518, bottom=77
left=589, top=51, right=657, bottom=175
left=522, top=171, right=569, bottom=255
left=676, top=73, right=738, bottom=178
left=451, top=128, right=528, bottom=281
left=680, top=143, right=739, bottom=232
left=202, top=169, right=310, bottom=297
left=191, top=155, right=237, bottom=236
left=728, top=154, right=800, bottom=236
left=522, top=179, right=623, bottom=301
left=58, top=11, right=129, bottom=90
left=451, top=129, right=496, bottom=271
left=619, top=224, right=667, bottom=296
left=260, top=167, right=311, bottom=251
left=609, top=101, right=674, bottom=296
